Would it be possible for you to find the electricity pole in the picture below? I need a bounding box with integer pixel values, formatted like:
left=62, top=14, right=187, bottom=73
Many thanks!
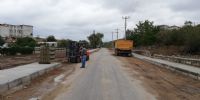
left=112, top=32, right=114, bottom=49
left=115, top=28, right=119, bottom=40
left=122, top=16, right=130, bottom=40
left=112, top=32, right=114, bottom=42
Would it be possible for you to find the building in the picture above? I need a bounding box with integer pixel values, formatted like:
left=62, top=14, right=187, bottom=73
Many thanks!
left=158, top=25, right=170, bottom=30
left=0, top=24, right=33, bottom=38
left=38, top=42, right=58, bottom=47
left=158, top=25, right=180, bottom=30
left=168, top=25, right=180, bottom=30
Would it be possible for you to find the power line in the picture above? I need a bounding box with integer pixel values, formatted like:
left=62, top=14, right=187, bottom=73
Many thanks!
left=122, top=16, right=130, bottom=40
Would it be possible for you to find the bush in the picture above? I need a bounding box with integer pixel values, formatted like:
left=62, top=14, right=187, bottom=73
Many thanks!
left=0, top=35, right=5, bottom=46
left=127, top=20, right=159, bottom=46
left=16, top=37, right=36, bottom=47
left=184, top=27, right=200, bottom=53
left=8, top=46, right=19, bottom=55
left=19, top=47, right=34, bottom=54
left=0, top=46, right=34, bottom=55
left=126, top=20, right=200, bottom=54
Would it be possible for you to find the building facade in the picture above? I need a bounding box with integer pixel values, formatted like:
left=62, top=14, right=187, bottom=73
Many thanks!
left=158, top=25, right=180, bottom=30
left=0, top=24, right=33, bottom=38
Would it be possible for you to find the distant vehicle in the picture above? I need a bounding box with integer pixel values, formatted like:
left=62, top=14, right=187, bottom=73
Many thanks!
left=114, top=39, right=133, bottom=56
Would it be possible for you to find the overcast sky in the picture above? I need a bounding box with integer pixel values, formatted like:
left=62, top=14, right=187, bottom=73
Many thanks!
left=0, top=0, right=200, bottom=41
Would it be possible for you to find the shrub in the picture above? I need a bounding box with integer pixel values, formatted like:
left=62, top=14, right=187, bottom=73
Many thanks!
left=8, top=46, right=19, bottom=55
left=19, top=47, right=34, bottom=54
left=16, top=37, right=36, bottom=47
left=0, top=46, right=34, bottom=55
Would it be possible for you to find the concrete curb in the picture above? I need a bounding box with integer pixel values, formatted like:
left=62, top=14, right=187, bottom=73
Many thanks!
left=0, top=63, right=61, bottom=96
left=133, top=53, right=200, bottom=80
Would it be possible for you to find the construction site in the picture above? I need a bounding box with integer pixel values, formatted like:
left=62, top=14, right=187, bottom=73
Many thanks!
left=0, top=0, right=200, bottom=100
left=0, top=40, right=199, bottom=100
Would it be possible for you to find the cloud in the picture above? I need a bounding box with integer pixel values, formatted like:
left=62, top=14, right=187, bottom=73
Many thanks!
left=0, top=0, right=200, bottom=41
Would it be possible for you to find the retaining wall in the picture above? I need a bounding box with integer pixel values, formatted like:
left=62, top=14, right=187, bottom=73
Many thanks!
left=153, top=54, right=200, bottom=67
left=133, top=53, right=200, bottom=80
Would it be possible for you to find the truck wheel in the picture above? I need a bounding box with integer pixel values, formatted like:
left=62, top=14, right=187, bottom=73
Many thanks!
left=77, top=57, right=81, bottom=63
left=115, top=50, right=118, bottom=56
left=128, top=53, right=132, bottom=57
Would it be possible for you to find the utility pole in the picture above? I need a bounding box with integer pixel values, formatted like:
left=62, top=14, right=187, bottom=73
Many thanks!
left=112, top=32, right=114, bottom=42
left=112, top=32, right=114, bottom=49
left=93, top=30, right=96, bottom=34
left=122, top=16, right=130, bottom=40
left=115, top=28, right=119, bottom=40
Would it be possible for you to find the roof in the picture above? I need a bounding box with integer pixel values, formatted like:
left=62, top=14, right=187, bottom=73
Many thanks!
left=0, top=24, right=33, bottom=27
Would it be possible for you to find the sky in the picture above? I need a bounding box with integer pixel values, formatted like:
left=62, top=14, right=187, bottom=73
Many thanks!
left=0, top=0, right=200, bottom=41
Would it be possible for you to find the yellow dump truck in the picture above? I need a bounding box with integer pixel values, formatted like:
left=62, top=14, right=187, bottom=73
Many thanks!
left=114, top=39, right=133, bottom=56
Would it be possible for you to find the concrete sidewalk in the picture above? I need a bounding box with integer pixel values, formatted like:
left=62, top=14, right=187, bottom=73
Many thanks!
left=132, top=53, right=200, bottom=79
left=88, top=48, right=100, bottom=53
left=0, top=62, right=61, bottom=95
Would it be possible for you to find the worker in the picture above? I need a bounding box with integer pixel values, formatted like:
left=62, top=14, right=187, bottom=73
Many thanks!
left=80, top=46, right=87, bottom=68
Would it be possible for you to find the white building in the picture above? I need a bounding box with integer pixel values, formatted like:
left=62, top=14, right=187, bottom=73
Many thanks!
left=158, top=25, right=180, bottom=30
left=168, top=25, right=180, bottom=30
left=158, top=25, right=170, bottom=30
left=0, top=24, right=33, bottom=38
left=38, top=42, right=58, bottom=47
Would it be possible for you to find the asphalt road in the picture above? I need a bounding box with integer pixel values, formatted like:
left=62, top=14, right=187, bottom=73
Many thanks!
left=54, top=49, right=156, bottom=100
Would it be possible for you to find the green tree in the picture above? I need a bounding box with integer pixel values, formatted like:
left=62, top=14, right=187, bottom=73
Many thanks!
left=46, top=35, right=57, bottom=42
left=103, top=41, right=112, bottom=48
left=16, top=37, right=36, bottom=47
left=183, top=25, right=200, bottom=53
left=79, top=40, right=90, bottom=48
left=156, top=21, right=200, bottom=53
left=127, top=20, right=159, bottom=46
left=57, top=39, right=72, bottom=48
left=87, top=33, right=104, bottom=48
left=0, top=35, right=5, bottom=46
left=184, top=21, right=193, bottom=26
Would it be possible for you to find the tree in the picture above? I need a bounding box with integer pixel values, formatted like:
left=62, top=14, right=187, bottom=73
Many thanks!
left=16, top=37, right=36, bottom=47
left=79, top=40, right=90, bottom=48
left=57, top=39, right=72, bottom=48
left=46, top=35, right=57, bottom=42
left=0, top=35, right=5, bottom=46
left=127, top=20, right=159, bottom=46
left=184, top=21, right=193, bottom=26
left=155, top=21, right=200, bottom=53
left=87, top=33, right=104, bottom=48
left=103, top=41, right=112, bottom=48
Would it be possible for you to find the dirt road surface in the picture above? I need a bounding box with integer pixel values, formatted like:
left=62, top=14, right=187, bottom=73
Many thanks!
left=44, top=48, right=156, bottom=100
left=117, top=52, right=200, bottom=100
left=5, top=48, right=199, bottom=100
left=0, top=54, right=38, bottom=70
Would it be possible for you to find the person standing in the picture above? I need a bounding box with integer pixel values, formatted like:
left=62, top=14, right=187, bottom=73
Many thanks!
left=80, top=46, right=87, bottom=68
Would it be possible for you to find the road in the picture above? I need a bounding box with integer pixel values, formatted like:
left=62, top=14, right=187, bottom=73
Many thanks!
left=52, top=49, right=156, bottom=100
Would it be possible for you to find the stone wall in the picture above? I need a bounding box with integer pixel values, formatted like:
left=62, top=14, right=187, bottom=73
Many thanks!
left=153, top=54, right=200, bottom=67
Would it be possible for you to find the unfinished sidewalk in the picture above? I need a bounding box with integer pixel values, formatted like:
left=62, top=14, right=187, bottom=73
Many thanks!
left=132, top=53, right=200, bottom=80
left=0, top=62, right=61, bottom=96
